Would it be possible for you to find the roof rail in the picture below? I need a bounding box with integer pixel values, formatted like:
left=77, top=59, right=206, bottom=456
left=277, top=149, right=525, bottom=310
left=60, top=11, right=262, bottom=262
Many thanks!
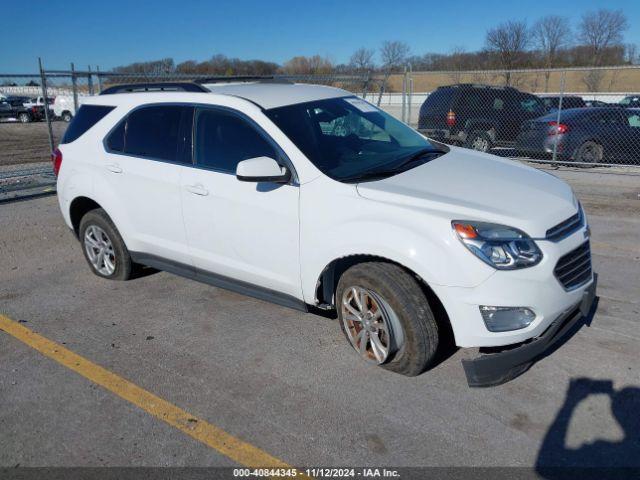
left=195, top=75, right=293, bottom=85
left=443, top=83, right=513, bottom=90
left=100, top=82, right=210, bottom=95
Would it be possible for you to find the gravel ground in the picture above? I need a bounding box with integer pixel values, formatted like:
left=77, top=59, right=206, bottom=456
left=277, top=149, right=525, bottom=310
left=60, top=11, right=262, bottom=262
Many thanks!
left=0, top=121, right=67, bottom=166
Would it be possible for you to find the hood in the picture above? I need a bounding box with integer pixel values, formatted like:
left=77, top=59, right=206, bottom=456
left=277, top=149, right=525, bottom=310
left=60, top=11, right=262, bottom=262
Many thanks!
left=356, top=147, right=578, bottom=238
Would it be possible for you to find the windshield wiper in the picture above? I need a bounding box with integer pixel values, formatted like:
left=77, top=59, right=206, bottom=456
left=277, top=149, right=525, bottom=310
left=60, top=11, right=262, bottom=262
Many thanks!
left=341, top=148, right=441, bottom=183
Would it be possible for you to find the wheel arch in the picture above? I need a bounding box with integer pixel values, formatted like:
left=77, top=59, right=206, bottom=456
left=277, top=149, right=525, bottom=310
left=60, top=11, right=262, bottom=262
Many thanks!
left=69, top=196, right=103, bottom=237
left=464, top=121, right=496, bottom=140
left=315, top=254, right=455, bottom=347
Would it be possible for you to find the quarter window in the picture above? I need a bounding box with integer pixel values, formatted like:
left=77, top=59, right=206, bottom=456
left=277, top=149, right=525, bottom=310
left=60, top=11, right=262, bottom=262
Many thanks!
left=106, top=120, right=125, bottom=152
left=61, top=105, right=114, bottom=144
left=124, top=105, right=191, bottom=162
left=194, top=108, right=277, bottom=173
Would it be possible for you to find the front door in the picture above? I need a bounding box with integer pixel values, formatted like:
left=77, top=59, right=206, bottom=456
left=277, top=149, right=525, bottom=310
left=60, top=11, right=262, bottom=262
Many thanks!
left=180, top=107, right=301, bottom=298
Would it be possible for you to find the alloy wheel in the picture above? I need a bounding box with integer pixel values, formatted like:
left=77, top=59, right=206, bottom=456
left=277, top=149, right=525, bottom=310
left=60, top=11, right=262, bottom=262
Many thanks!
left=84, top=225, right=116, bottom=276
left=340, top=286, right=404, bottom=364
left=471, top=136, right=489, bottom=152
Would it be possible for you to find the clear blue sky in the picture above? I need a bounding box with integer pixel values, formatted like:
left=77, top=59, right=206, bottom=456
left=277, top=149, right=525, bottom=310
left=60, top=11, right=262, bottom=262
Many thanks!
left=3, top=0, right=639, bottom=72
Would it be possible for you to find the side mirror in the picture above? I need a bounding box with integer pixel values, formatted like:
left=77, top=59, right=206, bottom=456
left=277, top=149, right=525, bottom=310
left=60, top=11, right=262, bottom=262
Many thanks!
left=236, top=156, right=291, bottom=183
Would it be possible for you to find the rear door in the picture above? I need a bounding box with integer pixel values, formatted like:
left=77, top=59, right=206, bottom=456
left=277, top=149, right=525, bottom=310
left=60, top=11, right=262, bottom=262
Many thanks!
left=588, top=110, right=627, bottom=160
left=102, top=104, right=193, bottom=264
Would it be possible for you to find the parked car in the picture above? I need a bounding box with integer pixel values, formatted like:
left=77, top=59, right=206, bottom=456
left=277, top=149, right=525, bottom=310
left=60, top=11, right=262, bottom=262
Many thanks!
left=53, top=95, right=82, bottom=122
left=54, top=81, right=596, bottom=387
left=516, top=107, right=640, bottom=163
left=540, top=95, right=586, bottom=110
left=619, top=95, right=640, bottom=108
left=417, top=84, right=548, bottom=152
left=0, top=96, right=44, bottom=122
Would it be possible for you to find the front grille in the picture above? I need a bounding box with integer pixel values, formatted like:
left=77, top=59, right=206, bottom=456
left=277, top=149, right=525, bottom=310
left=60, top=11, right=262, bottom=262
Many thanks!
left=546, top=210, right=583, bottom=242
left=554, top=241, right=592, bottom=290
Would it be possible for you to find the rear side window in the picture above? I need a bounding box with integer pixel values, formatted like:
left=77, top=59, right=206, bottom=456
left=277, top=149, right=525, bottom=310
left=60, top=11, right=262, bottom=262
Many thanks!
left=194, top=108, right=277, bottom=174
left=123, top=105, right=192, bottom=162
left=422, top=89, right=455, bottom=113
left=61, top=105, right=114, bottom=144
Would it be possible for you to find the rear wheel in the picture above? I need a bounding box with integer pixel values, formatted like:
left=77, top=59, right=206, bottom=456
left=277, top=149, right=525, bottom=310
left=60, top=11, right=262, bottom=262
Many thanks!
left=575, top=141, right=603, bottom=164
left=79, top=209, right=133, bottom=281
left=62, top=111, right=72, bottom=122
left=18, top=112, right=30, bottom=123
left=464, top=130, right=492, bottom=152
left=336, top=262, right=439, bottom=376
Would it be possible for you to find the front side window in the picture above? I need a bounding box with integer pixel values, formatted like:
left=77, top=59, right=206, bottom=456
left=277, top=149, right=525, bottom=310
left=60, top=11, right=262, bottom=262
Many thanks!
left=265, top=96, right=443, bottom=183
left=194, top=108, right=277, bottom=173
left=124, top=105, right=191, bottom=162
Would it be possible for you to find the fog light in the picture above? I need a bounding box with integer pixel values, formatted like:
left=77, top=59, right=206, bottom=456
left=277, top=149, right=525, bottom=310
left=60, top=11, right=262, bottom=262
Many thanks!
left=479, top=306, right=536, bottom=332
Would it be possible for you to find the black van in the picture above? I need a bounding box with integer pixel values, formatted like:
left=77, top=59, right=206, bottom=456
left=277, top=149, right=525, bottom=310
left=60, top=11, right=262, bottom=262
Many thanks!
left=417, top=84, right=548, bottom=152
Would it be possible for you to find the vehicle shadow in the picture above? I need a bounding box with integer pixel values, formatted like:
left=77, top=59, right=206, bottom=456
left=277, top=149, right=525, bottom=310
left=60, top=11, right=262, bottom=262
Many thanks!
left=535, top=377, right=640, bottom=479
left=130, top=264, right=160, bottom=280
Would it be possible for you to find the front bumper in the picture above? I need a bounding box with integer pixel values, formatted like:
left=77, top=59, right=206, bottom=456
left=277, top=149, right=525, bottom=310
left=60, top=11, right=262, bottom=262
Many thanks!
left=462, top=275, right=597, bottom=387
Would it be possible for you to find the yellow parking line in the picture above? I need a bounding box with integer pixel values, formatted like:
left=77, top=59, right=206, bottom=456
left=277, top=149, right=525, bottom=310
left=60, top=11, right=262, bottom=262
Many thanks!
left=0, top=314, right=308, bottom=476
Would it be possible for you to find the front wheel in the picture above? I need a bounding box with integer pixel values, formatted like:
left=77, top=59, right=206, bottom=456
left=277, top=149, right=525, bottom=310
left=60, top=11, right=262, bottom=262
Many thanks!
left=336, top=262, right=439, bottom=376
left=62, top=111, right=72, bottom=122
left=18, top=112, right=30, bottom=123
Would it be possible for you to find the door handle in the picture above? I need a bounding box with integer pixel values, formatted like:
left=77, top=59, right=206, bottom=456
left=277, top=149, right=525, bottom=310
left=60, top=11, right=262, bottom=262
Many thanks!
left=106, top=163, right=123, bottom=174
left=185, top=184, right=209, bottom=196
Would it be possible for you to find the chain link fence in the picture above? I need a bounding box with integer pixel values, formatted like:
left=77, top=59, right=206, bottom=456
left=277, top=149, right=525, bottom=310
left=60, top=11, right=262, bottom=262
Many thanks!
left=2, top=63, right=639, bottom=200
left=392, top=65, right=640, bottom=167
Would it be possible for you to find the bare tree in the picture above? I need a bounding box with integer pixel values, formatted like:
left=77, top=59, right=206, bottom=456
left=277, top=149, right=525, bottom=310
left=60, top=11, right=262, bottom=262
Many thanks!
left=349, top=48, right=375, bottom=72
left=446, top=46, right=467, bottom=83
left=282, top=55, right=333, bottom=75
left=578, top=9, right=629, bottom=66
left=583, top=69, right=605, bottom=92
left=624, top=43, right=639, bottom=65
left=532, top=16, right=571, bottom=91
left=485, top=20, right=530, bottom=85
left=377, top=41, right=410, bottom=104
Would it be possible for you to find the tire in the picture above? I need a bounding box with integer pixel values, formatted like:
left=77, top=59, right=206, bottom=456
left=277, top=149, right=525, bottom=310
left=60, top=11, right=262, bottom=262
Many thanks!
left=574, top=141, right=603, bottom=164
left=464, top=130, right=493, bottom=152
left=79, top=209, right=133, bottom=281
left=18, top=113, right=30, bottom=123
left=62, top=111, right=72, bottom=122
left=336, top=262, right=439, bottom=376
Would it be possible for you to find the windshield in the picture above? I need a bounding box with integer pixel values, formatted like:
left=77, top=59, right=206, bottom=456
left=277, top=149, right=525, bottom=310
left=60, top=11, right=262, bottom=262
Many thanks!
left=265, top=96, right=443, bottom=182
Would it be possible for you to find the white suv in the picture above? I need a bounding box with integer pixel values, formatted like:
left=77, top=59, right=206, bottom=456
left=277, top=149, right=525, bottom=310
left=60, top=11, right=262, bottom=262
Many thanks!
left=54, top=81, right=596, bottom=387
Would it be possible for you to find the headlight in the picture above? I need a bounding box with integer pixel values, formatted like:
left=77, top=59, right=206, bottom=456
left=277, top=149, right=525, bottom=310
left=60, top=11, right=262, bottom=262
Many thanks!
left=452, top=221, right=543, bottom=270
